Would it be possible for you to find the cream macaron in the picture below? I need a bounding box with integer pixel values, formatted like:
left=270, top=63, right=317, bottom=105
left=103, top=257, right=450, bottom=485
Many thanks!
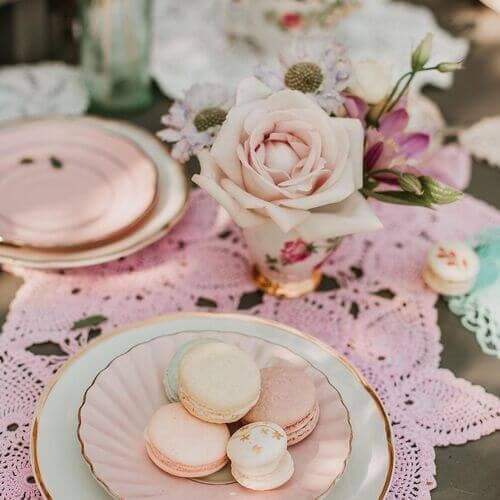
left=163, top=338, right=215, bottom=402
left=423, top=241, right=479, bottom=296
left=179, top=342, right=261, bottom=423
left=144, top=403, right=230, bottom=477
left=227, top=422, right=294, bottom=491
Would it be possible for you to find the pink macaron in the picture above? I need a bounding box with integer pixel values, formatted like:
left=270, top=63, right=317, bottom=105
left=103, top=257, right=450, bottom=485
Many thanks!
left=242, top=366, right=319, bottom=446
left=144, top=403, right=230, bottom=477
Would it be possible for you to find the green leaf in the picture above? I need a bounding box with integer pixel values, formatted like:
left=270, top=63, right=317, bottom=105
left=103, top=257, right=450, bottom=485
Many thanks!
left=71, top=315, right=108, bottom=330
left=50, top=156, right=63, bottom=169
left=361, top=188, right=434, bottom=208
left=19, top=157, right=34, bottom=165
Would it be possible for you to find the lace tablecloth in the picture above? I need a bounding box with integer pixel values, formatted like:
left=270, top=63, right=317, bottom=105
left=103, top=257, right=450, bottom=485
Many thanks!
left=1, top=184, right=499, bottom=498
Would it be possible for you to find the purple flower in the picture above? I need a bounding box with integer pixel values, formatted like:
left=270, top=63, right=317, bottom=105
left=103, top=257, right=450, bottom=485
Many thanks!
left=254, top=36, right=351, bottom=115
left=364, top=108, right=430, bottom=182
left=157, top=83, right=233, bottom=162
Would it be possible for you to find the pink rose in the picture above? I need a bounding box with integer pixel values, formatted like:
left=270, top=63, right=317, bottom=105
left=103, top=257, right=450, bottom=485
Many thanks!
left=193, top=77, right=382, bottom=241
left=280, top=238, right=311, bottom=265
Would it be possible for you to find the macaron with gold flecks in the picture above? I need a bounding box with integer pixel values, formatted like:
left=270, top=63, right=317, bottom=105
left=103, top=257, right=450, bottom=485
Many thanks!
left=423, top=241, right=479, bottom=296
left=227, top=422, right=293, bottom=491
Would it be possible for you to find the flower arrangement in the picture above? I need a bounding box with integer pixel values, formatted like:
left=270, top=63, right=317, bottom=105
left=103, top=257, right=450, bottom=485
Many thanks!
left=158, top=33, right=464, bottom=297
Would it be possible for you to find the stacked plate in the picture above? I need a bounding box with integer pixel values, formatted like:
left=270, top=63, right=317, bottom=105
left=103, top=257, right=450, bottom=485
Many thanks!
left=31, top=313, right=394, bottom=499
left=0, top=117, right=188, bottom=268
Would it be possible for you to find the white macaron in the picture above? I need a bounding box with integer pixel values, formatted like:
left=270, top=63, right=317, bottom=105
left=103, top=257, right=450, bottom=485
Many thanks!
left=423, top=241, right=479, bottom=296
left=227, top=422, right=294, bottom=491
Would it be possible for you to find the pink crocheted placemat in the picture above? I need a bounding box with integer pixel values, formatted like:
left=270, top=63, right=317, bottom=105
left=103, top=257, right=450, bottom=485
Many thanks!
left=1, top=188, right=499, bottom=499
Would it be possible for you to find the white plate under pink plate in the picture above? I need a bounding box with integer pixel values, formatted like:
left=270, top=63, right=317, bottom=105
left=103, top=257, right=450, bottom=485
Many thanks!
left=31, top=313, right=393, bottom=499
left=78, top=332, right=352, bottom=499
left=0, top=117, right=188, bottom=268
left=0, top=119, right=157, bottom=249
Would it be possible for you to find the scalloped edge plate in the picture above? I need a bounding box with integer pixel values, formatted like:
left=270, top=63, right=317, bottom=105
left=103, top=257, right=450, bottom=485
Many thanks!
left=78, top=331, right=352, bottom=499
left=30, top=313, right=393, bottom=499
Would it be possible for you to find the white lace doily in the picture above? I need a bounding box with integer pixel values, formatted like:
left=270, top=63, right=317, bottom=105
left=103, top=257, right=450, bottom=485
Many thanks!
left=0, top=63, right=89, bottom=122
left=152, top=0, right=469, bottom=98
left=459, top=116, right=500, bottom=169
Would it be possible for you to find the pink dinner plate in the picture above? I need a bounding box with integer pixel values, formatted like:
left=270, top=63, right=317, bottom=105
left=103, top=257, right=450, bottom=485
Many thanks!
left=0, top=119, right=158, bottom=249
left=78, top=331, right=352, bottom=499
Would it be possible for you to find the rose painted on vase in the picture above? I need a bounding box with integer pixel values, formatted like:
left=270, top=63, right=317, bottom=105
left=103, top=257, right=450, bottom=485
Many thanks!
left=280, top=238, right=314, bottom=265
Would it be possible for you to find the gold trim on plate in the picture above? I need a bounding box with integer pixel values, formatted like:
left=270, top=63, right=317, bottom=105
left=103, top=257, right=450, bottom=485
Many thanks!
left=30, top=312, right=394, bottom=500
left=0, top=115, right=190, bottom=268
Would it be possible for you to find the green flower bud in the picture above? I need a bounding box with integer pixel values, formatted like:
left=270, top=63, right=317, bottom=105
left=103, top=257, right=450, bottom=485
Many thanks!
left=398, top=173, right=424, bottom=195
left=436, top=61, right=464, bottom=73
left=411, top=33, right=433, bottom=71
left=420, top=176, right=463, bottom=204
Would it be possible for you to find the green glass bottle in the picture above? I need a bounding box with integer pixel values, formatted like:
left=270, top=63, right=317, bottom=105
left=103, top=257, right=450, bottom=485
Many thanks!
left=79, top=0, right=153, bottom=112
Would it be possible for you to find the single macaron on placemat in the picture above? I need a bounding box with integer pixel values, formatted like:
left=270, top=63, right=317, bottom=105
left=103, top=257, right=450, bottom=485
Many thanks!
left=423, top=240, right=480, bottom=296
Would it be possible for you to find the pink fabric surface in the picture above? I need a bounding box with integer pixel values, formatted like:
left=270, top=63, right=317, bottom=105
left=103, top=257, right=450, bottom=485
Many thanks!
left=1, top=185, right=500, bottom=498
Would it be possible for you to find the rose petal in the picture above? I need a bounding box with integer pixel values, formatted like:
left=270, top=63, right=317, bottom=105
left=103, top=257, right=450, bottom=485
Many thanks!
left=211, top=101, right=258, bottom=187
left=296, top=192, right=383, bottom=241
left=220, top=178, right=310, bottom=232
left=193, top=151, right=266, bottom=227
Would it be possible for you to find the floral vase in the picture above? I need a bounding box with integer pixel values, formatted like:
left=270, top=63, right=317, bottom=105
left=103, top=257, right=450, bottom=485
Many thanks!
left=243, top=221, right=342, bottom=298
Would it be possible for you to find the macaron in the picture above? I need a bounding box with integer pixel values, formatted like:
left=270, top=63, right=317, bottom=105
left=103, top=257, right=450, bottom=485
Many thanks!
left=227, top=422, right=294, bottom=491
left=179, top=342, right=261, bottom=423
left=164, top=338, right=215, bottom=402
left=423, top=241, right=479, bottom=296
left=243, top=366, right=319, bottom=446
left=144, top=403, right=229, bottom=477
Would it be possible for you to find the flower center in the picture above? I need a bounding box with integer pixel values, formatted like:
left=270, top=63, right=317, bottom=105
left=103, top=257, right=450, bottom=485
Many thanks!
left=193, top=107, right=227, bottom=132
left=284, top=62, right=323, bottom=93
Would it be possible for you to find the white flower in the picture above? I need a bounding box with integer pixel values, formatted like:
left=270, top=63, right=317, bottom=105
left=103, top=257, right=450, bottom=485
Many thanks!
left=349, top=59, right=393, bottom=104
left=254, top=36, right=351, bottom=115
left=157, top=83, right=233, bottom=162
left=192, top=77, right=382, bottom=241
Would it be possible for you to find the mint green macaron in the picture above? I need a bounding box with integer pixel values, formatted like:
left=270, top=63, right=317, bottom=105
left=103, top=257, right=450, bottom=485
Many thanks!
left=164, top=338, right=214, bottom=402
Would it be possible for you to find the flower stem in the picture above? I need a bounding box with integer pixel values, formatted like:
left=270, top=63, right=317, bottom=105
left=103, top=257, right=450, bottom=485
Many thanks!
left=372, top=71, right=412, bottom=124
left=373, top=65, right=443, bottom=123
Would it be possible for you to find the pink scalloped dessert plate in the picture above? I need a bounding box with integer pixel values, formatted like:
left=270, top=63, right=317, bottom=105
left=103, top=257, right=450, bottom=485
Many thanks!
left=0, top=119, right=158, bottom=249
left=78, top=331, right=352, bottom=499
